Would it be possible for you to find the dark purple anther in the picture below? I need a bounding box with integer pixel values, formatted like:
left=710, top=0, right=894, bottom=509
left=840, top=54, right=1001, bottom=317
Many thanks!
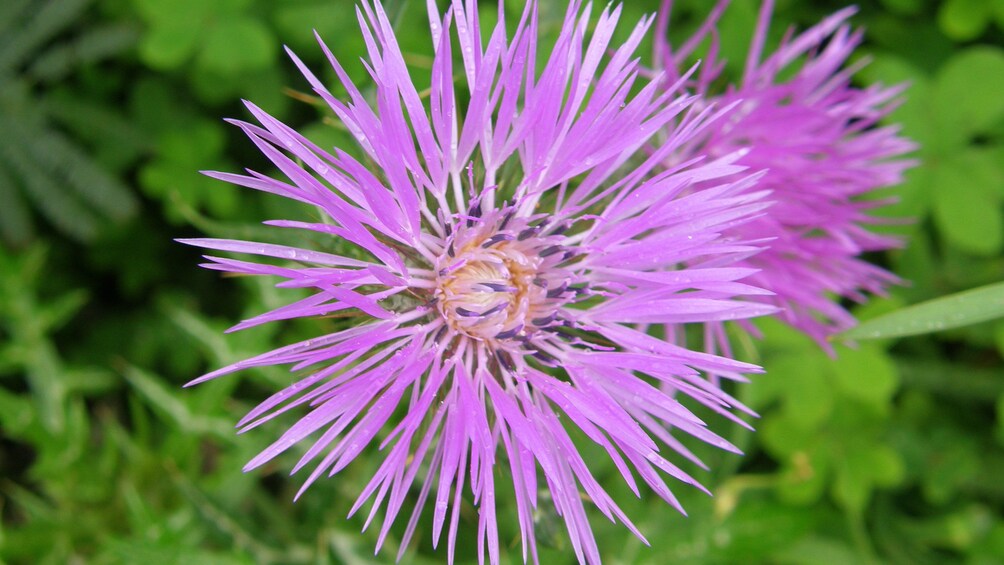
left=546, top=283, right=568, bottom=298
left=480, top=282, right=516, bottom=292
left=499, top=208, right=514, bottom=230
left=494, top=324, right=523, bottom=340
left=466, top=202, right=482, bottom=227
left=532, top=349, right=558, bottom=366
left=548, top=223, right=570, bottom=236
left=482, top=302, right=509, bottom=316
left=495, top=350, right=516, bottom=372
left=517, top=226, right=540, bottom=241
left=433, top=325, right=449, bottom=342
left=532, top=313, right=557, bottom=326
left=481, top=234, right=514, bottom=248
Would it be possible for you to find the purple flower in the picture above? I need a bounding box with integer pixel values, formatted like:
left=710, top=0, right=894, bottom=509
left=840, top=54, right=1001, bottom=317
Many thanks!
left=181, top=1, right=774, bottom=563
left=655, top=0, right=917, bottom=349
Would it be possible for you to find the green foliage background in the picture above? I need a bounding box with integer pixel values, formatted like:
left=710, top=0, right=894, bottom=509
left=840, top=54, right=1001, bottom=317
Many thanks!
left=2, top=0, right=1003, bottom=563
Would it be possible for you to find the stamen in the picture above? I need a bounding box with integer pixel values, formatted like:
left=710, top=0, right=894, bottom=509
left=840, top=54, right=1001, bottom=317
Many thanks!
left=482, top=302, right=509, bottom=316
left=546, top=283, right=569, bottom=298
left=517, top=226, right=540, bottom=241
left=481, top=234, right=514, bottom=248
left=495, top=350, right=516, bottom=372
left=433, top=325, right=449, bottom=342
left=466, top=201, right=482, bottom=227
left=439, top=259, right=466, bottom=276
left=531, top=347, right=559, bottom=366
left=560, top=251, right=581, bottom=262
left=532, top=313, right=558, bottom=326
left=480, top=282, right=516, bottom=292
left=495, top=324, right=523, bottom=340
left=499, top=208, right=514, bottom=230
left=548, top=223, right=570, bottom=236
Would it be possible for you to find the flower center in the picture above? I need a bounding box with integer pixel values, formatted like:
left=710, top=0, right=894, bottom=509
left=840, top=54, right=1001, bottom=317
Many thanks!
left=434, top=205, right=577, bottom=343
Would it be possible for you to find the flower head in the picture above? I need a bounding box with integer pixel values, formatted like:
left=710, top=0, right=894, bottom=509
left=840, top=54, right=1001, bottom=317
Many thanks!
left=655, top=0, right=916, bottom=348
left=182, top=1, right=774, bottom=562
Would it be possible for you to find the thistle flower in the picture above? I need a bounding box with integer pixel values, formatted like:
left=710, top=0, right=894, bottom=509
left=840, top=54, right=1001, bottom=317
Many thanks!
left=655, top=0, right=916, bottom=349
left=181, top=1, right=775, bottom=563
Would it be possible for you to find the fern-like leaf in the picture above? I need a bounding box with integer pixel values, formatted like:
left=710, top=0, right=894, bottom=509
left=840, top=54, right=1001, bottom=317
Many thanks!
left=0, top=0, right=91, bottom=71
left=0, top=162, right=34, bottom=245
left=29, top=23, right=141, bottom=83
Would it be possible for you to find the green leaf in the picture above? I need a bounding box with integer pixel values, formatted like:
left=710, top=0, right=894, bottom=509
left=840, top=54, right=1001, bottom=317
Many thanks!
left=996, top=0, right=1004, bottom=28
left=132, top=0, right=211, bottom=26
left=0, top=0, right=89, bottom=71
left=970, top=523, right=1004, bottom=565
left=36, top=289, right=88, bottom=333
left=761, top=413, right=820, bottom=459
left=0, top=122, right=99, bottom=240
left=0, top=163, right=34, bottom=245
left=197, top=18, right=275, bottom=74
left=832, top=451, right=873, bottom=514
left=931, top=154, right=1003, bottom=256
left=896, top=358, right=1004, bottom=401
left=892, top=230, right=941, bottom=303
left=159, top=121, right=226, bottom=166
left=775, top=447, right=830, bottom=506
left=859, top=55, right=937, bottom=147
left=28, top=23, right=140, bottom=83
left=713, top=0, right=759, bottom=80
left=781, top=355, right=834, bottom=430
left=833, top=347, right=899, bottom=413
left=864, top=444, right=906, bottom=487
left=937, top=0, right=991, bottom=40
left=879, top=0, right=925, bottom=16
left=122, top=365, right=235, bottom=442
left=23, top=127, right=139, bottom=221
left=776, top=536, right=862, bottom=565
left=996, top=393, right=1004, bottom=445
left=0, top=0, right=33, bottom=38
left=274, top=2, right=360, bottom=53
left=838, top=281, right=1004, bottom=340
left=713, top=500, right=816, bottom=561
left=872, top=165, right=931, bottom=238
left=137, top=19, right=202, bottom=70
left=933, top=48, right=1004, bottom=141
left=919, top=431, right=980, bottom=505
left=45, top=90, right=152, bottom=168
left=0, top=388, right=35, bottom=436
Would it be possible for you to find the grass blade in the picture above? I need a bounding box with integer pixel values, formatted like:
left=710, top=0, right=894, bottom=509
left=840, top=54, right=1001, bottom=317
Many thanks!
left=838, top=281, right=1004, bottom=341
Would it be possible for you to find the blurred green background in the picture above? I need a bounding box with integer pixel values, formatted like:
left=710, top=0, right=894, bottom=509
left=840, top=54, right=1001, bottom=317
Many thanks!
left=2, top=0, right=1003, bottom=563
